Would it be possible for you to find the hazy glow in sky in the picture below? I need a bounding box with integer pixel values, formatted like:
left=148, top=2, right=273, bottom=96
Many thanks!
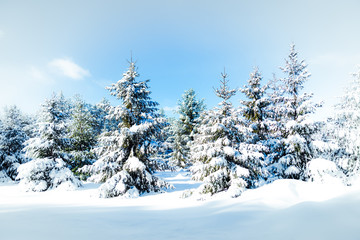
left=1, top=0, right=360, bottom=119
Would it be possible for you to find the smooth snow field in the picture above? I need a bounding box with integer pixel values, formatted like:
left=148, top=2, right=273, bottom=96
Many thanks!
left=1, top=170, right=360, bottom=240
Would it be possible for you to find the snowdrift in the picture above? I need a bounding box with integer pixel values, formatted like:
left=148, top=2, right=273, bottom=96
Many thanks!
left=0, top=171, right=359, bottom=240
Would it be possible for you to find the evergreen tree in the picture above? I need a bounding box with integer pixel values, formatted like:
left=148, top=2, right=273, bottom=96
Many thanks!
left=330, top=67, right=360, bottom=179
left=67, top=96, right=97, bottom=174
left=171, top=89, right=204, bottom=167
left=148, top=110, right=174, bottom=171
left=24, top=92, right=70, bottom=160
left=238, top=67, right=271, bottom=183
left=272, top=44, right=321, bottom=180
left=81, top=60, right=169, bottom=198
left=240, top=67, right=270, bottom=142
left=17, top=93, right=81, bottom=191
left=0, top=106, right=30, bottom=181
left=91, top=98, right=118, bottom=135
left=190, top=70, right=263, bottom=197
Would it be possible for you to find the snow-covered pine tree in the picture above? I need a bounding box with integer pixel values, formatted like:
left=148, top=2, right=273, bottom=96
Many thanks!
left=91, top=98, right=118, bottom=136
left=67, top=96, right=97, bottom=175
left=190, top=70, right=262, bottom=197
left=273, top=44, right=321, bottom=180
left=238, top=67, right=270, bottom=183
left=0, top=106, right=30, bottom=181
left=261, top=74, right=288, bottom=181
left=171, top=89, right=204, bottom=167
left=81, top=59, right=169, bottom=198
left=240, top=67, right=270, bottom=142
left=329, top=66, right=360, bottom=179
left=147, top=109, right=174, bottom=171
left=17, top=93, right=81, bottom=191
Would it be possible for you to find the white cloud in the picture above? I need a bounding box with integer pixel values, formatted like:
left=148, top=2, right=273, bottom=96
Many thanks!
left=49, top=58, right=90, bottom=80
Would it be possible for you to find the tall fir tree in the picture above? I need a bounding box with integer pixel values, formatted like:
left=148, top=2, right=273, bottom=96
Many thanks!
left=91, top=98, right=119, bottom=135
left=81, top=59, right=169, bottom=198
left=240, top=67, right=270, bottom=142
left=171, top=89, right=204, bottom=167
left=329, top=66, right=360, bottom=179
left=17, top=93, right=81, bottom=191
left=146, top=109, right=174, bottom=171
left=190, top=70, right=263, bottom=197
left=67, top=96, right=97, bottom=174
left=270, top=44, right=321, bottom=180
left=24, top=92, right=70, bottom=160
left=238, top=67, right=270, bottom=183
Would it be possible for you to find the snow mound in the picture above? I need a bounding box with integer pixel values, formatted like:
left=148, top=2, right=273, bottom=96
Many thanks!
left=306, top=158, right=346, bottom=185
left=238, top=178, right=348, bottom=208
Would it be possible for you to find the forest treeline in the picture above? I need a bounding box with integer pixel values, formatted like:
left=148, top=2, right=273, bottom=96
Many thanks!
left=0, top=44, right=357, bottom=198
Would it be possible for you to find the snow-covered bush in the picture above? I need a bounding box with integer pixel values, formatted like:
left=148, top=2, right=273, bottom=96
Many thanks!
left=98, top=157, right=168, bottom=198
left=19, top=93, right=81, bottom=191
left=306, top=158, right=346, bottom=185
left=17, top=158, right=81, bottom=192
left=191, top=158, right=249, bottom=198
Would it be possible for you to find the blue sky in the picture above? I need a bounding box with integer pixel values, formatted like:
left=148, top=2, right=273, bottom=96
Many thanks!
left=1, top=0, right=360, bottom=119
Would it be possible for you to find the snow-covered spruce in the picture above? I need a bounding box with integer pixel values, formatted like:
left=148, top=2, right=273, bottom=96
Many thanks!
left=18, top=93, right=81, bottom=191
left=81, top=60, right=170, bottom=198
left=169, top=89, right=204, bottom=168
left=329, top=66, right=360, bottom=181
left=147, top=110, right=175, bottom=172
left=0, top=106, right=31, bottom=181
left=238, top=67, right=271, bottom=182
left=190, top=71, right=264, bottom=197
left=267, top=44, right=322, bottom=180
left=67, top=96, right=97, bottom=174
left=240, top=67, right=270, bottom=142
left=91, top=98, right=119, bottom=134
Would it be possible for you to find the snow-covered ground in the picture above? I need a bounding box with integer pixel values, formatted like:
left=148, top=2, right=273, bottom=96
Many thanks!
left=1, top=170, right=360, bottom=240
